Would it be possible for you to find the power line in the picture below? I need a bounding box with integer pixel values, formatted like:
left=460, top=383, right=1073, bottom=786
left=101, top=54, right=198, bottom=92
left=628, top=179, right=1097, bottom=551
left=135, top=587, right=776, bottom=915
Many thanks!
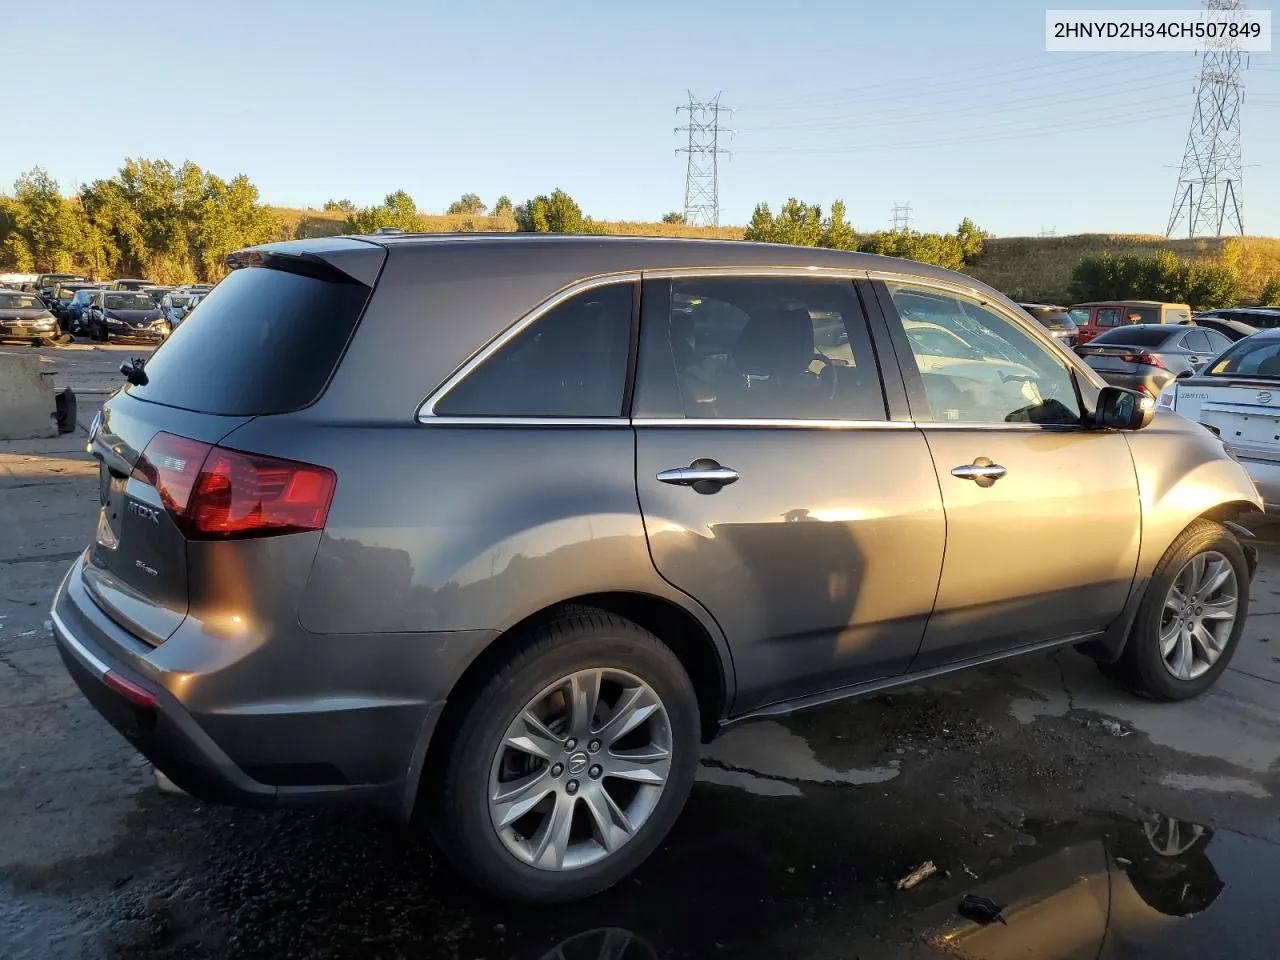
left=737, top=104, right=1186, bottom=156
left=741, top=52, right=1161, bottom=112
left=1166, top=0, right=1248, bottom=237
left=675, top=92, right=733, bottom=227
left=745, top=70, right=1192, bottom=134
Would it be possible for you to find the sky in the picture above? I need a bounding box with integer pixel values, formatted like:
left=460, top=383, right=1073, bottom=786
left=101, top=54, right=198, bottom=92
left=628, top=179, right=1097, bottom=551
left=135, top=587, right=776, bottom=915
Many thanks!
left=3, top=0, right=1278, bottom=237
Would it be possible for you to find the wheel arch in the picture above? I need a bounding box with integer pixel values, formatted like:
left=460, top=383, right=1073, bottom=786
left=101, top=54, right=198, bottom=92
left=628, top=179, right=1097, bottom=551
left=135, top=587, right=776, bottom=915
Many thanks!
left=1082, top=505, right=1257, bottom=664
left=406, top=590, right=732, bottom=819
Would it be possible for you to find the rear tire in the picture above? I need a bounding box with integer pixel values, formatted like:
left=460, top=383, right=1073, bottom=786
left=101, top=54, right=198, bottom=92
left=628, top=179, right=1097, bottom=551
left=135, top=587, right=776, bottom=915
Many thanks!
left=432, top=608, right=700, bottom=903
left=1110, top=520, right=1248, bottom=701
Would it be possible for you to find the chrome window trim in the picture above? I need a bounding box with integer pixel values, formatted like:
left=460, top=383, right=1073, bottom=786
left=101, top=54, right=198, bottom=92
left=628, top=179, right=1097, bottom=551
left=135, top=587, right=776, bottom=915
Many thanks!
left=422, top=416, right=630, bottom=427
left=867, top=269, right=1109, bottom=391
left=631, top=417, right=1082, bottom=432
left=632, top=418, right=902, bottom=430
left=417, top=271, right=641, bottom=423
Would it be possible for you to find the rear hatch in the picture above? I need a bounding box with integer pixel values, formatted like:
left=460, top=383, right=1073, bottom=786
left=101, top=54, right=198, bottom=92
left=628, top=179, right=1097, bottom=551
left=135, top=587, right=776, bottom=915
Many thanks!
left=1174, top=377, right=1280, bottom=463
left=82, top=240, right=385, bottom=645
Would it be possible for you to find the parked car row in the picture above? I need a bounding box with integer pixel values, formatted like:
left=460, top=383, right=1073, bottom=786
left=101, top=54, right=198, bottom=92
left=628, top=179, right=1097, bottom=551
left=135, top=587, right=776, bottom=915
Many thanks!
left=0, top=274, right=214, bottom=343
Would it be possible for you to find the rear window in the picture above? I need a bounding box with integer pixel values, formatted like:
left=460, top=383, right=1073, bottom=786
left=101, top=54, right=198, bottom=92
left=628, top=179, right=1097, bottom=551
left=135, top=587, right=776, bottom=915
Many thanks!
left=1207, top=338, right=1280, bottom=378
left=1028, top=309, right=1076, bottom=332
left=127, top=265, right=371, bottom=415
left=1088, top=327, right=1174, bottom=347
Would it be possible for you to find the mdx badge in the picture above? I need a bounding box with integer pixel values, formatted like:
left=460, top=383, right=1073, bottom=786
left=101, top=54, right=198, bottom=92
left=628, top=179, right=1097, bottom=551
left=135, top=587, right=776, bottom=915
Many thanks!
left=127, top=500, right=161, bottom=524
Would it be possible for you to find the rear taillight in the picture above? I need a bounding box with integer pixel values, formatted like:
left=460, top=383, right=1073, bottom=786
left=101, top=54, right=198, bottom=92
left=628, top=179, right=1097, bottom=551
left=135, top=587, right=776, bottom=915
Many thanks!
left=132, top=432, right=335, bottom=539
left=1123, top=352, right=1166, bottom=369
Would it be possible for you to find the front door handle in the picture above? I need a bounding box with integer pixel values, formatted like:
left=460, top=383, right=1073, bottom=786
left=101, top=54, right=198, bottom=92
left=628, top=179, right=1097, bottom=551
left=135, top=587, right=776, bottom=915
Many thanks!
left=657, top=458, right=739, bottom=494
left=951, top=457, right=1007, bottom=488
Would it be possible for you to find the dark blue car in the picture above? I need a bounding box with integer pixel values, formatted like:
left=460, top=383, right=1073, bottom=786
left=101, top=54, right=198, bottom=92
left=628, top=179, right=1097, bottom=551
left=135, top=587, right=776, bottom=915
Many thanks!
left=82, top=290, right=170, bottom=342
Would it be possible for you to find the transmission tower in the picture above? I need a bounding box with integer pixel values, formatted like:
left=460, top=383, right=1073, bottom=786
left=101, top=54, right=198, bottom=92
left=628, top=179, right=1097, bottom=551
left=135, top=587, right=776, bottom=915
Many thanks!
left=675, top=92, right=733, bottom=226
left=891, top=202, right=913, bottom=231
left=1165, top=0, right=1248, bottom=238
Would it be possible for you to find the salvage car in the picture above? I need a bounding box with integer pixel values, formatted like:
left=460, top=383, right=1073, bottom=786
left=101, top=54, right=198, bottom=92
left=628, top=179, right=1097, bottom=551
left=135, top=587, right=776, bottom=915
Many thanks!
left=1076, top=324, right=1233, bottom=398
left=53, top=235, right=1261, bottom=904
left=0, top=289, right=59, bottom=343
left=81, top=290, right=170, bottom=341
left=1157, top=328, right=1280, bottom=511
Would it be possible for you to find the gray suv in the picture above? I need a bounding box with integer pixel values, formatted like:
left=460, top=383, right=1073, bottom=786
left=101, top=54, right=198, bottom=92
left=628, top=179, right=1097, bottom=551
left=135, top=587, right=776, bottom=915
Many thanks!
left=52, top=235, right=1261, bottom=902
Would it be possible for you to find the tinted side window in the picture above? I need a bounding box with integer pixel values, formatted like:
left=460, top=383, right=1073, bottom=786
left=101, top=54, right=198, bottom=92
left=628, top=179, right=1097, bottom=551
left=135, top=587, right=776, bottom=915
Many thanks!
left=1204, top=330, right=1232, bottom=353
left=435, top=283, right=633, bottom=418
left=1096, top=308, right=1121, bottom=328
left=660, top=277, right=885, bottom=421
left=1182, top=330, right=1212, bottom=353
left=884, top=282, right=1081, bottom=425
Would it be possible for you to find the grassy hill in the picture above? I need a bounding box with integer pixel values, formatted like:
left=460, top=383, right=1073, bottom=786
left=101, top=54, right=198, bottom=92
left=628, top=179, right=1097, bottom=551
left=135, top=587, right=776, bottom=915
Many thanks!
left=266, top=207, right=745, bottom=241
left=267, top=208, right=1280, bottom=304
left=968, top=234, right=1280, bottom=305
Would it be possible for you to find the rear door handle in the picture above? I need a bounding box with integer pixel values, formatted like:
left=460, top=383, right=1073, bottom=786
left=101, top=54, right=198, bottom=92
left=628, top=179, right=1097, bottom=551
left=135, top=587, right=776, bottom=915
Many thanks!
left=657, top=458, right=739, bottom=493
left=951, top=457, right=1006, bottom=488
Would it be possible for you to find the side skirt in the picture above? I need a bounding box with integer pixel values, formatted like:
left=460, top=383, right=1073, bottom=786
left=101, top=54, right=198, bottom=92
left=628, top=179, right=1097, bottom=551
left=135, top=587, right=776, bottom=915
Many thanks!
left=718, top=630, right=1104, bottom=731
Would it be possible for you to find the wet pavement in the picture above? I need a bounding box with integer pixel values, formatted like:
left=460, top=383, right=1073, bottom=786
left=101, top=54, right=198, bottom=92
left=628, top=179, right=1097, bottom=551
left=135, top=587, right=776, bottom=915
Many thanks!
left=3, top=344, right=1280, bottom=959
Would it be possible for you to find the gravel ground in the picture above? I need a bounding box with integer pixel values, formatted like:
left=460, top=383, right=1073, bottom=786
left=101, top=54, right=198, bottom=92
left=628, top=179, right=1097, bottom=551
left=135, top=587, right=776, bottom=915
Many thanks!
left=3, top=343, right=1280, bottom=959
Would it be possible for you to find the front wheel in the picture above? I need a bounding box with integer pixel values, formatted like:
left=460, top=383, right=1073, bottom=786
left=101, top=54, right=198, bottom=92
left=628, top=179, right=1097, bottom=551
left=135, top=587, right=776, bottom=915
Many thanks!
left=1112, top=519, right=1249, bottom=701
left=432, top=609, right=700, bottom=902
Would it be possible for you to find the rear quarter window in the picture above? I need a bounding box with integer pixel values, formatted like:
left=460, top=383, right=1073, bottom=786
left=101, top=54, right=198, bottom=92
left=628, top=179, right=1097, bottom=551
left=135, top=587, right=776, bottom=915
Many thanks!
left=127, top=264, right=372, bottom=415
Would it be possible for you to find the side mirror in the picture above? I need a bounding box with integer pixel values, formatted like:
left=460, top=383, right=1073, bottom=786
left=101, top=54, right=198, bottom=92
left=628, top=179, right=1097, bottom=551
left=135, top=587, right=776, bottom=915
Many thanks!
left=1095, top=386, right=1155, bottom=430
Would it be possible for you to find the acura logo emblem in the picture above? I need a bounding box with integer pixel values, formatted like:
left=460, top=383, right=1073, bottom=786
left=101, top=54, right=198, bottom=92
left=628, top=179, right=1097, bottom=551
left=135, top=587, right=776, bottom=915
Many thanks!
left=1258, top=391, right=1273, bottom=404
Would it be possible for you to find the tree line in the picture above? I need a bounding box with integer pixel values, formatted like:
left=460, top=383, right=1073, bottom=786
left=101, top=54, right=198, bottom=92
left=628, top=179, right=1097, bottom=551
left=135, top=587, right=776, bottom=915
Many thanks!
left=743, top=198, right=989, bottom=272
left=1, top=162, right=278, bottom=283
left=1070, top=249, right=1280, bottom=310
left=5, top=162, right=1278, bottom=310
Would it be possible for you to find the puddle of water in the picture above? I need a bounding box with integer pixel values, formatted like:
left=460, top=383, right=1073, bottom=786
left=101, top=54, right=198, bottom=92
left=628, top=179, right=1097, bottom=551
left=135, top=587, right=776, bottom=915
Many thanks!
left=696, top=764, right=804, bottom=797
left=704, top=720, right=900, bottom=785
left=1161, top=772, right=1270, bottom=799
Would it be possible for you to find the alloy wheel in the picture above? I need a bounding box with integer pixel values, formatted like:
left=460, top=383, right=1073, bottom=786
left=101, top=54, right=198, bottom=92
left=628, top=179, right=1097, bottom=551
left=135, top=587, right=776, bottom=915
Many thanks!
left=1159, top=550, right=1238, bottom=682
left=488, top=668, right=673, bottom=871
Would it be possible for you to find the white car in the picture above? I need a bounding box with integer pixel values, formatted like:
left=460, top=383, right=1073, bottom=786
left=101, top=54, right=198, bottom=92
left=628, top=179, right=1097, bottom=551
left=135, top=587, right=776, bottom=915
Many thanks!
left=1158, top=329, right=1280, bottom=510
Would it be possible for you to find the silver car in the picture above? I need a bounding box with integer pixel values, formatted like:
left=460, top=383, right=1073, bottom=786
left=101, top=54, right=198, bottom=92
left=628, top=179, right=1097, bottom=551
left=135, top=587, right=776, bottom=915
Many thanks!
left=1076, top=324, right=1234, bottom=399
left=52, top=235, right=1261, bottom=903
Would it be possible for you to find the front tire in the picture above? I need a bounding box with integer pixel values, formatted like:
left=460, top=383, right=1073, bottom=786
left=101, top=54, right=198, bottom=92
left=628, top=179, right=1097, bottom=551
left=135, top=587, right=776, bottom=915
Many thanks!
left=1112, top=519, right=1249, bottom=701
left=432, top=608, right=700, bottom=902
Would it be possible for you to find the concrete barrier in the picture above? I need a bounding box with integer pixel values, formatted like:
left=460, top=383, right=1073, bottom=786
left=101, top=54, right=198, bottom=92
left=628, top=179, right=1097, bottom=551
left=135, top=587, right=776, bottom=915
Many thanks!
left=0, top=353, right=58, bottom=440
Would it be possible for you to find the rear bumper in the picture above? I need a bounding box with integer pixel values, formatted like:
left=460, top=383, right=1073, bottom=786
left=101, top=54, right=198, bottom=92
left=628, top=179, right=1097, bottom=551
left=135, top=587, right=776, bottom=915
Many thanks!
left=51, top=556, right=486, bottom=817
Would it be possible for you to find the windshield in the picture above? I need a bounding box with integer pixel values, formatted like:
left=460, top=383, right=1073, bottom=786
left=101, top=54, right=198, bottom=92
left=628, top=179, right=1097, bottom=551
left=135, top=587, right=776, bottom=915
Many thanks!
left=1088, top=327, right=1173, bottom=347
left=1206, top=337, right=1280, bottom=378
left=105, top=293, right=158, bottom=311
left=0, top=293, right=42, bottom=310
